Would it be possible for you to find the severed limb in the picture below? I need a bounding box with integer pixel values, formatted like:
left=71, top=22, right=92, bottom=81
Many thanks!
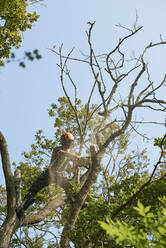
left=59, top=150, right=92, bottom=184
left=58, top=150, right=91, bottom=169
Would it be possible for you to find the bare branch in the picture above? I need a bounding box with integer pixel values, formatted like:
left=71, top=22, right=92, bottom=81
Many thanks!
left=87, top=22, right=107, bottom=114
left=47, top=47, right=98, bottom=67
left=106, top=26, right=143, bottom=75
left=136, top=81, right=153, bottom=103
left=141, top=74, right=166, bottom=103
left=115, top=120, right=165, bottom=126
left=83, top=79, right=97, bottom=136
left=128, top=60, right=146, bottom=106
left=58, top=46, right=83, bottom=136
left=100, top=105, right=134, bottom=152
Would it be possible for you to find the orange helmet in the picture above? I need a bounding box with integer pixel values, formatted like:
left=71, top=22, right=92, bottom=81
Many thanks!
left=63, top=132, right=74, bottom=140
left=60, top=132, right=74, bottom=147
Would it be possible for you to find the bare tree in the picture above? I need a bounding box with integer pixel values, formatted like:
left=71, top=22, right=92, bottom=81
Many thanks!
left=0, top=21, right=166, bottom=248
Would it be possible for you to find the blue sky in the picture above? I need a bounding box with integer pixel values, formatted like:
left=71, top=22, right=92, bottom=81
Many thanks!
left=0, top=0, right=166, bottom=181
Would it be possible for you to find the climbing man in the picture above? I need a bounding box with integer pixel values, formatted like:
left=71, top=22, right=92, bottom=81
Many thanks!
left=16, top=132, right=78, bottom=220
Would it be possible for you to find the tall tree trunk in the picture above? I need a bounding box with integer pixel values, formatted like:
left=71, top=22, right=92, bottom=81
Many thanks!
left=0, top=212, right=19, bottom=248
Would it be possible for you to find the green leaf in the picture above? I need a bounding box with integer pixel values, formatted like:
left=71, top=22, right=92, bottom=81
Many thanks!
left=158, top=226, right=166, bottom=235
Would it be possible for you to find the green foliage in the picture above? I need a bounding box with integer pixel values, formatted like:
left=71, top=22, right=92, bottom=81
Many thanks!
left=49, top=97, right=99, bottom=138
left=17, top=129, right=59, bottom=207
left=69, top=197, right=112, bottom=245
left=154, top=135, right=166, bottom=149
left=154, top=135, right=166, bottom=174
left=67, top=173, right=166, bottom=247
left=0, top=0, right=39, bottom=65
left=5, top=49, right=42, bottom=68
left=48, top=96, right=129, bottom=157
left=99, top=199, right=166, bottom=248
left=10, top=226, right=45, bottom=248
left=19, top=49, right=42, bottom=67
left=7, top=95, right=165, bottom=247
left=11, top=96, right=159, bottom=246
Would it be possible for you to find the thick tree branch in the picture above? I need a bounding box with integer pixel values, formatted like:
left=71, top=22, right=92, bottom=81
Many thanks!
left=101, top=105, right=134, bottom=152
left=0, top=131, right=16, bottom=212
left=22, top=195, right=65, bottom=226
left=14, top=168, right=22, bottom=206
left=87, top=22, right=107, bottom=114
left=60, top=144, right=101, bottom=248
left=0, top=132, right=21, bottom=248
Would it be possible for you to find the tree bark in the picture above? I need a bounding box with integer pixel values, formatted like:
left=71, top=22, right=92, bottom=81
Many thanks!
left=0, top=131, right=18, bottom=248
left=60, top=144, right=102, bottom=248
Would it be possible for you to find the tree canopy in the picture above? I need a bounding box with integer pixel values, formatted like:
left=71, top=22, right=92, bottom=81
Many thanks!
left=0, top=0, right=39, bottom=65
